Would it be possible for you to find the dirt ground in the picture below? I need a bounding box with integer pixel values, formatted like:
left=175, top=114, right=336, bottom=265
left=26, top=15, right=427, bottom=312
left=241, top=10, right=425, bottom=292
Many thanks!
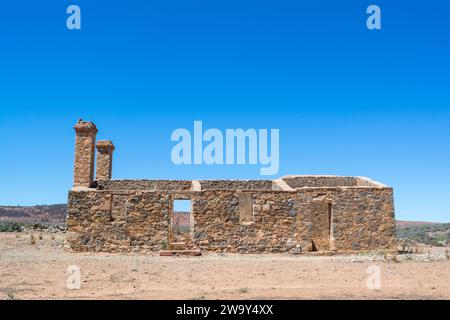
left=1, top=232, right=449, bottom=300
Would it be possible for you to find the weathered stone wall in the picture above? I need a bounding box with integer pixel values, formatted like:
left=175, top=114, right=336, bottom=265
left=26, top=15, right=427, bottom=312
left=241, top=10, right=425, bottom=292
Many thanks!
left=295, top=187, right=396, bottom=251
left=96, top=180, right=192, bottom=191
left=67, top=190, right=171, bottom=252
left=191, top=190, right=301, bottom=253
left=282, top=176, right=358, bottom=188
left=66, top=186, right=396, bottom=253
left=189, top=188, right=395, bottom=253
left=199, top=180, right=273, bottom=190
left=67, top=121, right=396, bottom=254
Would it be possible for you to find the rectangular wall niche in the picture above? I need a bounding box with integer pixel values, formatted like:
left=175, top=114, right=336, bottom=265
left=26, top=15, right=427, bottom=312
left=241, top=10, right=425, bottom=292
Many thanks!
left=238, top=193, right=252, bottom=223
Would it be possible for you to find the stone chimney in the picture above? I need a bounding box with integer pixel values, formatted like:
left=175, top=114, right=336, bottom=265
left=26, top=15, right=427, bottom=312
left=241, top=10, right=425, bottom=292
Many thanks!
left=95, top=140, right=115, bottom=180
left=73, top=119, right=98, bottom=188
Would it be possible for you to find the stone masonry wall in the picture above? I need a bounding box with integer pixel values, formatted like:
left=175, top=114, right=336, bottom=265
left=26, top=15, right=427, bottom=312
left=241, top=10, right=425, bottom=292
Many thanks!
left=66, top=186, right=396, bottom=253
left=282, top=176, right=358, bottom=188
left=191, top=191, right=302, bottom=253
left=67, top=120, right=396, bottom=254
left=295, top=187, right=396, bottom=251
left=199, top=180, right=273, bottom=190
left=96, top=180, right=192, bottom=191
left=67, top=190, right=171, bottom=252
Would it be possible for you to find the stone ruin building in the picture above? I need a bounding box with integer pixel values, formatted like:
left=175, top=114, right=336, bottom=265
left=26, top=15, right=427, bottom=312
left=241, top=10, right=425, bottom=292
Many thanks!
left=67, top=120, right=396, bottom=255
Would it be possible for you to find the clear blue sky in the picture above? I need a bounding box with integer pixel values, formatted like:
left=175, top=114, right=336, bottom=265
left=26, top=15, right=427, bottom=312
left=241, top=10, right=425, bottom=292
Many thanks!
left=0, top=1, right=449, bottom=222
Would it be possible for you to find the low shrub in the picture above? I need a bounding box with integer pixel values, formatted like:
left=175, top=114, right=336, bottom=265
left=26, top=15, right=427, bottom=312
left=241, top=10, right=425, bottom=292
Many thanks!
left=0, top=221, right=23, bottom=232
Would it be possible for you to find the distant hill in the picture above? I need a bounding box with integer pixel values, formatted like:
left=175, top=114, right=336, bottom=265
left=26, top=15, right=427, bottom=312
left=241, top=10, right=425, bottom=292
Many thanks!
left=173, top=211, right=190, bottom=233
left=396, top=221, right=450, bottom=246
left=396, top=220, right=438, bottom=228
left=0, top=204, right=66, bottom=225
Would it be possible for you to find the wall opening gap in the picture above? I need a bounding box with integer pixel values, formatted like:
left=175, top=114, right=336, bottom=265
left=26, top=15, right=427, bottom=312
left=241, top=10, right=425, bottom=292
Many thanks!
left=172, top=199, right=192, bottom=243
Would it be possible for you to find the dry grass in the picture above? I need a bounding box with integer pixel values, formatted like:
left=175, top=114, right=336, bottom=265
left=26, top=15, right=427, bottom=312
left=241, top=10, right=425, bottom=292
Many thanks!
left=383, top=250, right=400, bottom=263
left=392, top=252, right=399, bottom=263
left=30, top=234, right=36, bottom=245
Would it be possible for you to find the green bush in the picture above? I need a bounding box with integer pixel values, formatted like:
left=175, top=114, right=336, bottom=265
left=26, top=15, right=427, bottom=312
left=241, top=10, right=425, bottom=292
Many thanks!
left=0, top=221, right=23, bottom=232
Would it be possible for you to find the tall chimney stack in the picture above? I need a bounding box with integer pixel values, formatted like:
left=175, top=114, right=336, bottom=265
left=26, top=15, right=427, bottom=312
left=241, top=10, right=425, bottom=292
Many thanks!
left=95, top=140, right=115, bottom=180
left=73, top=119, right=98, bottom=188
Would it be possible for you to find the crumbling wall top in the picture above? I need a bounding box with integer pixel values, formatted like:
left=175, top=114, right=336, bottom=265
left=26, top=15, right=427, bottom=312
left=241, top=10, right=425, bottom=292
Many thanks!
left=96, top=140, right=115, bottom=151
left=281, top=175, right=389, bottom=189
left=74, top=119, right=98, bottom=133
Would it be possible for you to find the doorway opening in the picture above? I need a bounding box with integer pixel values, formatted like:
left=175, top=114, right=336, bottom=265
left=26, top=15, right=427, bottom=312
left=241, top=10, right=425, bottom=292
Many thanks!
left=171, top=199, right=192, bottom=244
left=328, top=203, right=335, bottom=250
left=310, top=202, right=333, bottom=252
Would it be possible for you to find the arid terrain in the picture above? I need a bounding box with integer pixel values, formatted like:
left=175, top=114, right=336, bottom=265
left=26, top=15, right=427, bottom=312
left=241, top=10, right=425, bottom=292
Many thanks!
left=0, top=232, right=449, bottom=300
left=0, top=205, right=66, bottom=225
